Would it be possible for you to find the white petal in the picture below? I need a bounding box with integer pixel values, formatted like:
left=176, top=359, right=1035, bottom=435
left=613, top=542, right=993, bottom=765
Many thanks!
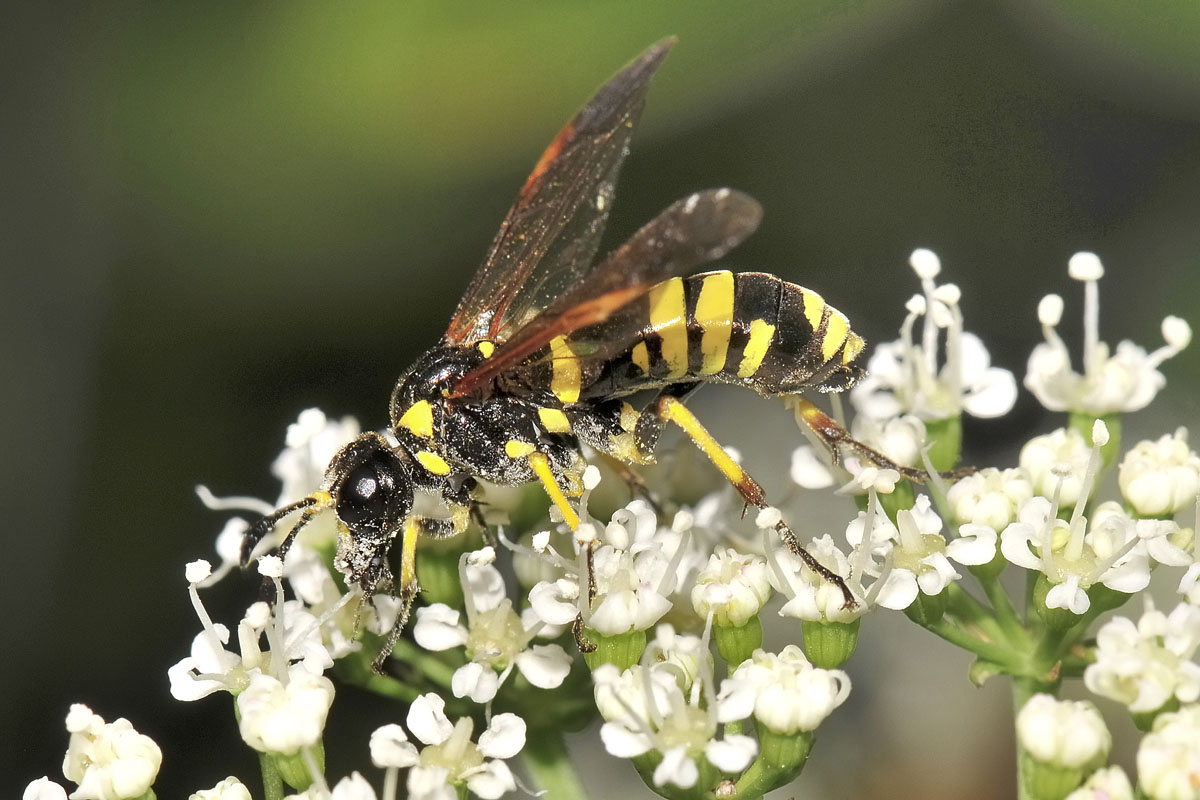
left=369, top=724, right=419, bottom=768
left=478, top=713, right=527, bottom=759
left=464, top=562, right=507, bottom=612
left=948, top=525, right=998, bottom=565
left=705, top=734, right=757, bottom=772
left=515, top=644, right=572, bottom=689
left=406, top=693, right=453, bottom=746
left=465, top=761, right=516, bottom=800
left=451, top=662, right=500, bottom=703
left=406, top=765, right=454, bottom=800
left=1000, top=524, right=1044, bottom=570
left=790, top=446, right=836, bottom=489
left=1045, top=579, right=1091, bottom=615
left=413, top=605, right=469, bottom=651
left=330, top=772, right=378, bottom=800
left=599, top=722, right=652, bottom=758
left=874, top=569, right=918, bottom=610
left=715, top=678, right=757, bottom=722
left=653, top=746, right=699, bottom=788
left=528, top=580, right=581, bottom=626
left=962, top=367, right=1017, bottom=418
left=23, top=778, right=68, bottom=800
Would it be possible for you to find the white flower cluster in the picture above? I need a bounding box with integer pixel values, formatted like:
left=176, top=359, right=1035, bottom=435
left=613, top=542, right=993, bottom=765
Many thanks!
left=1025, top=253, right=1190, bottom=416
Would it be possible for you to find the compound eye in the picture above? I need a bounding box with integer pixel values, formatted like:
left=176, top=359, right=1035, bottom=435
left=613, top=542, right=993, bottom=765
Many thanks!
left=330, top=439, right=412, bottom=533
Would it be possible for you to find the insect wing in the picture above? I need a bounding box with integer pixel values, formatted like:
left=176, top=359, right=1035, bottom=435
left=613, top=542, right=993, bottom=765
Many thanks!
left=442, top=40, right=674, bottom=346
left=449, top=188, right=763, bottom=398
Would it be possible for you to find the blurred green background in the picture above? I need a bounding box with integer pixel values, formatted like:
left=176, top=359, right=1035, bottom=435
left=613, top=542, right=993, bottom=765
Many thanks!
left=4, top=1, right=1199, bottom=797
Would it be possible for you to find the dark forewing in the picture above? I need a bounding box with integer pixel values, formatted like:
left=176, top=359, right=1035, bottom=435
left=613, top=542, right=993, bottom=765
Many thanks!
left=449, top=188, right=763, bottom=398
left=442, top=40, right=674, bottom=346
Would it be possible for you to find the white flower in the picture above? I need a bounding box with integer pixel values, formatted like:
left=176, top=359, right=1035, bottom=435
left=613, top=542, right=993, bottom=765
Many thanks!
left=413, top=552, right=572, bottom=703
left=23, top=778, right=68, bottom=800
left=1000, top=497, right=1149, bottom=615
left=846, top=495, right=986, bottom=609
left=272, top=408, right=361, bottom=506
left=1020, top=427, right=1092, bottom=507
left=61, top=705, right=162, bottom=800
left=401, top=694, right=525, bottom=800
left=1025, top=254, right=1190, bottom=414
left=1084, top=601, right=1200, bottom=713
left=236, top=666, right=335, bottom=754
left=851, top=250, right=1016, bottom=422
left=946, top=467, right=1034, bottom=531
left=1137, top=704, right=1200, bottom=800
left=593, top=663, right=756, bottom=789
left=170, top=560, right=340, bottom=703
left=644, top=625, right=710, bottom=693
left=1063, top=766, right=1133, bottom=800
left=691, top=549, right=772, bottom=627
left=1016, top=694, right=1110, bottom=768
left=770, top=535, right=861, bottom=623
left=189, top=777, right=252, bottom=800
left=1120, top=428, right=1200, bottom=518
left=718, top=645, right=851, bottom=734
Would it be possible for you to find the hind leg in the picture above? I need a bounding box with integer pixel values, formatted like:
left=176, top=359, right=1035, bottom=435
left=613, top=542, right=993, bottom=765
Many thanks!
left=634, top=388, right=858, bottom=609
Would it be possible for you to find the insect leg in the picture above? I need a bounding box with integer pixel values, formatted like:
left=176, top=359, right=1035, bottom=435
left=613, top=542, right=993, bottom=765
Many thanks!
left=528, top=452, right=581, bottom=530
left=371, top=505, right=471, bottom=673
left=638, top=391, right=858, bottom=609
left=790, top=397, right=970, bottom=482
left=523, top=451, right=601, bottom=652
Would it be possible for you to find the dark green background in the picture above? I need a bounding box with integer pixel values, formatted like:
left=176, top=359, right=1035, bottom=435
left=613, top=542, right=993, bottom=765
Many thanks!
left=4, top=1, right=1199, bottom=797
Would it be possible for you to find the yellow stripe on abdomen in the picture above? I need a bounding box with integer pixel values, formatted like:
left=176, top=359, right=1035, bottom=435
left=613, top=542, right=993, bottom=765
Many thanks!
left=737, top=318, right=776, bottom=378
left=822, top=310, right=850, bottom=361
left=549, top=335, right=581, bottom=403
left=693, top=272, right=735, bottom=375
left=648, top=277, right=688, bottom=379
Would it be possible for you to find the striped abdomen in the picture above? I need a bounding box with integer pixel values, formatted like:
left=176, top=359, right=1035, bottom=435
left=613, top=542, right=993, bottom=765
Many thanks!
left=536, top=270, right=866, bottom=404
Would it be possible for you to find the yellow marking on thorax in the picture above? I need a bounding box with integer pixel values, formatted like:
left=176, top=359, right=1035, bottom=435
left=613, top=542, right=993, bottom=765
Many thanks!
left=549, top=335, right=581, bottom=403
left=843, top=331, right=866, bottom=364
left=631, top=341, right=650, bottom=373
left=802, top=290, right=825, bottom=332
left=538, top=407, right=572, bottom=433
left=822, top=310, right=850, bottom=361
left=648, top=277, right=688, bottom=378
left=415, top=450, right=451, bottom=475
left=477, top=341, right=495, bottom=358
left=505, top=439, right=536, bottom=459
left=397, top=400, right=434, bottom=438
left=694, top=271, right=734, bottom=375
left=528, top=452, right=580, bottom=530
left=737, top=318, right=776, bottom=378
left=619, top=401, right=639, bottom=432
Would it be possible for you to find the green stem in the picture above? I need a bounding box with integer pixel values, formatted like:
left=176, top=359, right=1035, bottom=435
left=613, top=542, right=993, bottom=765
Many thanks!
left=978, top=575, right=1028, bottom=646
left=521, top=733, right=590, bottom=800
left=390, top=638, right=460, bottom=687
left=923, top=616, right=1018, bottom=667
left=259, top=751, right=284, bottom=800
left=943, top=583, right=1006, bottom=644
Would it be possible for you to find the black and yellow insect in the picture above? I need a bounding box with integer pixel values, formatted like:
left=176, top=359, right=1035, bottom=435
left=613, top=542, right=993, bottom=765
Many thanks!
left=243, top=40, right=884, bottom=666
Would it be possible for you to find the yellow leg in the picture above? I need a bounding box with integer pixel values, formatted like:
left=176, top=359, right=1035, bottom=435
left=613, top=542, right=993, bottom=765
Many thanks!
left=659, top=396, right=765, bottom=506
left=400, top=517, right=420, bottom=594
left=657, top=395, right=857, bottom=609
left=529, top=452, right=581, bottom=531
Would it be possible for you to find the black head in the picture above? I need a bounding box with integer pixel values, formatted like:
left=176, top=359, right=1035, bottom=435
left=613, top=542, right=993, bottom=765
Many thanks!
left=324, top=432, right=414, bottom=592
